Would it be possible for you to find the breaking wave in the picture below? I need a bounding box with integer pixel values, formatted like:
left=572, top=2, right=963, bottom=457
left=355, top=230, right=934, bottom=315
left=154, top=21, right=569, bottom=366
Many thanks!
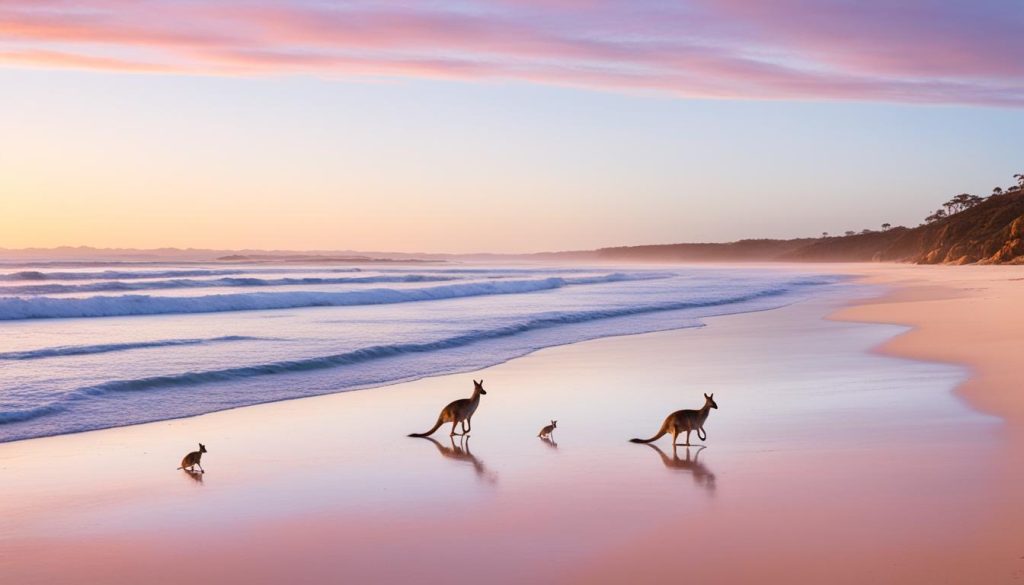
left=1, top=285, right=793, bottom=426
left=0, top=274, right=460, bottom=295
left=0, top=335, right=260, bottom=361
left=0, top=273, right=670, bottom=320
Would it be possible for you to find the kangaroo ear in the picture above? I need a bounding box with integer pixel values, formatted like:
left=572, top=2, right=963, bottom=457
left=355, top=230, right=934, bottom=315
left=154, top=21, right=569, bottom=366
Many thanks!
left=704, top=393, right=710, bottom=398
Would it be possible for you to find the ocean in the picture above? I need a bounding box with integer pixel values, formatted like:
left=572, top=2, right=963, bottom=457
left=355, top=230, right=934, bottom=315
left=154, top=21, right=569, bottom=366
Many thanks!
left=0, top=262, right=843, bottom=442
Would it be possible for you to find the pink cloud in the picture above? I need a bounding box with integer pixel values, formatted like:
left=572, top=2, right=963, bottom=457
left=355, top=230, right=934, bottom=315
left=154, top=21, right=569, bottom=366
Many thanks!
left=0, top=0, right=1021, bottom=107
left=0, top=48, right=179, bottom=73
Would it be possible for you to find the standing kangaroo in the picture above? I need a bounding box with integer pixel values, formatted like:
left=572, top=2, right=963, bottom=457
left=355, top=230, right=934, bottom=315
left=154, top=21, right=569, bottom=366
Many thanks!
left=177, top=443, right=207, bottom=473
left=630, top=393, right=718, bottom=446
left=537, top=419, right=557, bottom=439
left=408, top=379, right=487, bottom=438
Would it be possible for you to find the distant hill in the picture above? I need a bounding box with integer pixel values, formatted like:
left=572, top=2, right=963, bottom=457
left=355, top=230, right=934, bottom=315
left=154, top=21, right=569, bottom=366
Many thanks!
left=558, top=238, right=820, bottom=263
left=561, top=188, right=1024, bottom=265
left=786, top=189, right=1024, bottom=264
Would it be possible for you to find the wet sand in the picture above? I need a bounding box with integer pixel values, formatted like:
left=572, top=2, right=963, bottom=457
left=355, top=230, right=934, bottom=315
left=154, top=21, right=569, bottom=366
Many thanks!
left=1, top=265, right=1022, bottom=584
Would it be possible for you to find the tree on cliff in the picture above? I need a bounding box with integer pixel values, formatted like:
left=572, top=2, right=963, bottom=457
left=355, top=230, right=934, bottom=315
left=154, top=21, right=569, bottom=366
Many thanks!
left=943, top=193, right=983, bottom=215
left=1009, top=173, right=1023, bottom=192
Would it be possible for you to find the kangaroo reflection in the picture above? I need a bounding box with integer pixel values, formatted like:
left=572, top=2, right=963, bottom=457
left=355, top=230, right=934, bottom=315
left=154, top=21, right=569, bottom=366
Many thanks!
left=540, top=435, right=558, bottom=449
left=645, top=444, right=715, bottom=493
left=419, top=435, right=498, bottom=484
left=182, top=469, right=204, bottom=485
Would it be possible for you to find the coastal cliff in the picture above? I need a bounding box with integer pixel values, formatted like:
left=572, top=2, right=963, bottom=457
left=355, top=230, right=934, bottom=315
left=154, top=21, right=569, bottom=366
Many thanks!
left=584, top=188, right=1024, bottom=265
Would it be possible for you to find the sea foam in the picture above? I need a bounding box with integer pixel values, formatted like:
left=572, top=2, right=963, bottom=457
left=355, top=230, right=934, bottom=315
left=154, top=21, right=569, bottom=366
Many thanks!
left=0, top=273, right=670, bottom=320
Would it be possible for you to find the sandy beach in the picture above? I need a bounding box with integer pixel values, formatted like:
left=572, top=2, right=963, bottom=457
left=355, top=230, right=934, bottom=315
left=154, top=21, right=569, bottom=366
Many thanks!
left=1, top=264, right=1022, bottom=584
left=7, top=3, right=1021, bottom=582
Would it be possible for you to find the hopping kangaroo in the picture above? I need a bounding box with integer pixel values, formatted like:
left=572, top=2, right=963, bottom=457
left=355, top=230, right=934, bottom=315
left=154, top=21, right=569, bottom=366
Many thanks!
left=408, top=379, right=487, bottom=438
left=177, top=443, right=207, bottom=473
left=630, top=393, right=718, bottom=446
left=537, top=420, right=557, bottom=439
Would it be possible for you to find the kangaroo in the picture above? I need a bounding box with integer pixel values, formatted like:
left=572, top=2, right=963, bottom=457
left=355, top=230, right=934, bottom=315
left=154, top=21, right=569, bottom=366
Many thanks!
left=408, top=379, right=487, bottom=438
left=177, top=443, right=207, bottom=473
left=537, top=419, right=557, bottom=439
left=630, top=393, right=718, bottom=446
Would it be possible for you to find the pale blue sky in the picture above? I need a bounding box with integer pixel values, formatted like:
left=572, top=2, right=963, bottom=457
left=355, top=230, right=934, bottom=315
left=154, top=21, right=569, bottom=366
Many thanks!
left=2, top=69, right=1022, bottom=252
left=3, top=0, right=1023, bottom=251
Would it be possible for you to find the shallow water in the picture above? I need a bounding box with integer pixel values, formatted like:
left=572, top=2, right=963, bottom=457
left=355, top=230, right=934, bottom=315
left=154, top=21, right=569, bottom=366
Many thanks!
left=0, top=290, right=1001, bottom=584
left=0, top=262, right=841, bottom=442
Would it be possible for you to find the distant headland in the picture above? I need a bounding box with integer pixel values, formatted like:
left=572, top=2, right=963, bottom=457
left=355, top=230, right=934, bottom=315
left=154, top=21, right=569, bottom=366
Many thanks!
left=549, top=172, right=1024, bottom=265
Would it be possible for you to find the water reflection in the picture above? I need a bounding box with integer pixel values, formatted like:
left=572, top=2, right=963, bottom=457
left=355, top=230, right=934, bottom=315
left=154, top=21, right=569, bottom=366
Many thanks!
left=182, top=469, right=204, bottom=485
left=417, top=436, right=498, bottom=484
left=645, top=444, right=715, bottom=494
left=539, top=436, right=559, bottom=449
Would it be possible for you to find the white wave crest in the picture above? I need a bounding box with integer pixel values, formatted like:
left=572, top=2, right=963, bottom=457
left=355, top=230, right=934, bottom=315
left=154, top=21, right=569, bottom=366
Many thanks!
left=0, top=273, right=670, bottom=321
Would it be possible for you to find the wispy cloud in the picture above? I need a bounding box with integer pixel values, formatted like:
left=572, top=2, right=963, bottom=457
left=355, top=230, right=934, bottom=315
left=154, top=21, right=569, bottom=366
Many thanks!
left=2, top=0, right=1022, bottom=106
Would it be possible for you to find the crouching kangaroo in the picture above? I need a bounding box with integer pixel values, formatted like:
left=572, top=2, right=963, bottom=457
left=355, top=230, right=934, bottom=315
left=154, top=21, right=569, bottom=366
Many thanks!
left=408, top=379, right=487, bottom=438
left=630, top=393, right=718, bottom=446
left=178, top=443, right=207, bottom=473
left=538, top=420, right=557, bottom=439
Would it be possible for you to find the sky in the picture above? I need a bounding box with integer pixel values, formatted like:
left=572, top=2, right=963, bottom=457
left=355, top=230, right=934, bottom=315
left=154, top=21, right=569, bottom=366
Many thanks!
left=1, top=0, right=1022, bottom=253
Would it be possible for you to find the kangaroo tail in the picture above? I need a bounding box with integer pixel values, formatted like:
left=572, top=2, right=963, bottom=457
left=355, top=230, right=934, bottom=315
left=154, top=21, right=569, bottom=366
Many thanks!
left=630, top=419, right=670, bottom=444
left=408, top=415, right=445, bottom=438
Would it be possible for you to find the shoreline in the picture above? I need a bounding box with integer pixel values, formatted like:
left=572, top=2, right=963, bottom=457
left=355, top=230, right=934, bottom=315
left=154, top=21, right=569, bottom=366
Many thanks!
left=2, top=265, right=1023, bottom=584
left=0, top=268, right=839, bottom=445
left=826, top=264, right=1024, bottom=584
left=833, top=264, right=1024, bottom=428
